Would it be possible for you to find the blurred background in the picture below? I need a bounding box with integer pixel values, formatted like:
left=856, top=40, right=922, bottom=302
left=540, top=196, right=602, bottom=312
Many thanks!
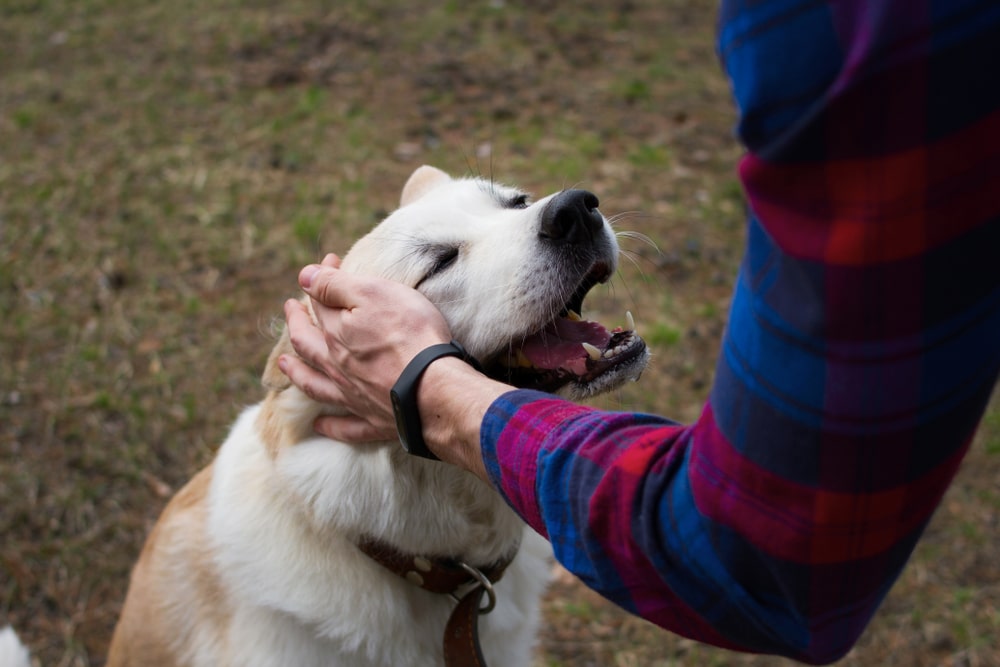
left=1, top=1, right=997, bottom=665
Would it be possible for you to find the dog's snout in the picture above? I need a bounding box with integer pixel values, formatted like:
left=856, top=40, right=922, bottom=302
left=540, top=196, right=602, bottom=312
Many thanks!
left=539, top=189, right=603, bottom=245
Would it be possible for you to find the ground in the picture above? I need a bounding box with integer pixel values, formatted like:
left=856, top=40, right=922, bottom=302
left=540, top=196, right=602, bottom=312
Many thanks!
left=1, top=1, right=997, bottom=665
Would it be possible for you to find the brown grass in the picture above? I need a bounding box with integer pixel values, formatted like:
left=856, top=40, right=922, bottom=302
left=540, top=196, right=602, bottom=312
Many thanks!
left=1, top=1, right=997, bottom=665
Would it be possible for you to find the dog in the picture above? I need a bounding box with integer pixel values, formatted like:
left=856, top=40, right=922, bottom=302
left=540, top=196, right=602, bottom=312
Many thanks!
left=107, top=165, right=649, bottom=667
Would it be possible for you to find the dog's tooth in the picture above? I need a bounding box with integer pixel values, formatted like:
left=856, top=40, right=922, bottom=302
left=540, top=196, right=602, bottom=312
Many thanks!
left=582, top=342, right=602, bottom=361
left=517, top=350, right=533, bottom=368
left=567, top=310, right=582, bottom=322
left=608, top=344, right=627, bottom=358
left=625, top=310, right=635, bottom=332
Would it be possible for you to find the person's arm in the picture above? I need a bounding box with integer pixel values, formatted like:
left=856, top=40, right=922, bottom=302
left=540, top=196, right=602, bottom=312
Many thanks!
left=476, top=1, right=1000, bottom=662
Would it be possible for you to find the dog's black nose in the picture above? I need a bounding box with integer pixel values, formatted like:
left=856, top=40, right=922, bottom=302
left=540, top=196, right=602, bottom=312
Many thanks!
left=539, top=189, right=603, bottom=245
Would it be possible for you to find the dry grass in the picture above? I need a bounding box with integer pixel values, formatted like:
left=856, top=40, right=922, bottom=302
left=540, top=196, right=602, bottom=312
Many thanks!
left=1, top=1, right=997, bottom=665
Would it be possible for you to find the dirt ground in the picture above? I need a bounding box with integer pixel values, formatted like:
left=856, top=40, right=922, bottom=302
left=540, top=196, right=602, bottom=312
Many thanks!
left=1, top=1, right=997, bottom=665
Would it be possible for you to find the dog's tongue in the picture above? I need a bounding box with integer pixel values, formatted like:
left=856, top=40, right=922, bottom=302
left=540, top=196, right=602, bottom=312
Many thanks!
left=521, top=317, right=611, bottom=375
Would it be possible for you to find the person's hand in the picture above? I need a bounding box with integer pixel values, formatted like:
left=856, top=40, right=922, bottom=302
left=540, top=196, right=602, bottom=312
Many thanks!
left=279, top=254, right=452, bottom=442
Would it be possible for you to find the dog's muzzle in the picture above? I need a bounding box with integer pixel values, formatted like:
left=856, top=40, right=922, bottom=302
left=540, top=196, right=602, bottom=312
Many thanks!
left=484, top=188, right=649, bottom=397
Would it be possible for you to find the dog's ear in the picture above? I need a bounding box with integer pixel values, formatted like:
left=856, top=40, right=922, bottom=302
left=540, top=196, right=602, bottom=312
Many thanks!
left=400, top=165, right=450, bottom=206
left=261, top=324, right=293, bottom=391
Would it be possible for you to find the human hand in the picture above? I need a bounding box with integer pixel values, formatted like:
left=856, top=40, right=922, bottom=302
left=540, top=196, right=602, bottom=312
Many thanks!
left=279, top=253, right=452, bottom=442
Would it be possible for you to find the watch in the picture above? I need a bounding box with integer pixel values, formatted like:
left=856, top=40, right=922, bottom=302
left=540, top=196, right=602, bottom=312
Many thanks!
left=390, top=340, right=482, bottom=460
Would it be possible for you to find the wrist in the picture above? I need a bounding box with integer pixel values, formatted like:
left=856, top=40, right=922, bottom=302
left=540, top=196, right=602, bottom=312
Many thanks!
left=390, top=341, right=479, bottom=460
left=415, top=358, right=507, bottom=480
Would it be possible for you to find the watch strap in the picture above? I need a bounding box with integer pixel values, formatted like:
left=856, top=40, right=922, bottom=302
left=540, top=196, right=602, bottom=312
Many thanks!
left=390, top=340, right=481, bottom=460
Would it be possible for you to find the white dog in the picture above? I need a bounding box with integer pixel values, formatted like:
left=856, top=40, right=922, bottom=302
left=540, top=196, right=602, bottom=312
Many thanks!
left=107, top=165, right=649, bottom=667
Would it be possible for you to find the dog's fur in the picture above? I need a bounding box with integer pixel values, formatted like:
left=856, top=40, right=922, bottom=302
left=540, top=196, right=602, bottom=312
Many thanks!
left=107, top=166, right=648, bottom=667
left=0, top=627, right=31, bottom=667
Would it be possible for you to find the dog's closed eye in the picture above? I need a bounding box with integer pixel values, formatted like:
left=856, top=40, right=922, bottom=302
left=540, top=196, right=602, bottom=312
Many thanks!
left=504, top=194, right=530, bottom=210
left=430, top=246, right=459, bottom=273
left=416, top=245, right=460, bottom=289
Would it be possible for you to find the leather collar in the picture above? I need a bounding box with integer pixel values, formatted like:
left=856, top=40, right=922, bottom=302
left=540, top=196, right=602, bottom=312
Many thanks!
left=357, top=537, right=519, bottom=667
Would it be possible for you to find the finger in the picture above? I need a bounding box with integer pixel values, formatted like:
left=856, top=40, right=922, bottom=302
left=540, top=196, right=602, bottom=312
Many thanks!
left=314, top=414, right=397, bottom=444
left=283, top=298, right=339, bottom=368
left=301, top=263, right=389, bottom=312
left=283, top=296, right=311, bottom=322
left=298, top=262, right=356, bottom=306
left=303, top=265, right=350, bottom=308
left=277, top=353, right=348, bottom=406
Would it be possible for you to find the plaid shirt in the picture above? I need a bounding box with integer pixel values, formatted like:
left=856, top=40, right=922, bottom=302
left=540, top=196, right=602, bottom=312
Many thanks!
left=481, top=1, right=1000, bottom=662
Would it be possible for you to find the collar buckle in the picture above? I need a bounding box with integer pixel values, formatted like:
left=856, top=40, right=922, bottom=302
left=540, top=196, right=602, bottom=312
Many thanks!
left=451, top=561, right=497, bottom=614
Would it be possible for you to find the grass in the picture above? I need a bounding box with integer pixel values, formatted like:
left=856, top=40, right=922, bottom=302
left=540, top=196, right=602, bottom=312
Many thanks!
left=1, top=1, right=998, bottom=666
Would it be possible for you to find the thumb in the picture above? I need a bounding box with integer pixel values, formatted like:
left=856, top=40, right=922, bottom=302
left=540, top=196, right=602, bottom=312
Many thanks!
left=299, top=262, right=360, bottom=310
left=297, top=253, right=342, bottom=291
left=314, top=414, right=397, bottom=444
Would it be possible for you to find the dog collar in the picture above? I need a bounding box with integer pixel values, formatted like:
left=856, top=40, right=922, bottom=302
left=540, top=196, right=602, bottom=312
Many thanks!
left=357, top=536, right=517, bottom=667
left=390, top=340, right=482, bottom=460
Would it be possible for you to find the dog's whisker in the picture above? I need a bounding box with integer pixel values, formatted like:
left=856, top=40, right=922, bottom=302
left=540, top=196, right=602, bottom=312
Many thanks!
left=615, top=229, right=661, bottom=255
left=618, top=249, right=648, bottom=275
left=609, top=268, right=644, bottom=318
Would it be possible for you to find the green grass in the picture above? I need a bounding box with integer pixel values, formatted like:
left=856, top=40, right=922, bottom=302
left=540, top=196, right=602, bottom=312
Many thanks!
left=649, top=322, right=683, bottom=348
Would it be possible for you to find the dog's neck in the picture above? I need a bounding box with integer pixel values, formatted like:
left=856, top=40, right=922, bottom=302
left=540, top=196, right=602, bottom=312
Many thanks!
left=254, top=384, right=524, bottom=565
left=257, top=383, right=347, bottom=457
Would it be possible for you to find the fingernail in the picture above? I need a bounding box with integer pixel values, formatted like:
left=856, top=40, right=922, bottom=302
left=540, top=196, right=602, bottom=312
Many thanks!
left=277, top=355, right=288, bottom=373
left=299, top=264, right=321, bottom=289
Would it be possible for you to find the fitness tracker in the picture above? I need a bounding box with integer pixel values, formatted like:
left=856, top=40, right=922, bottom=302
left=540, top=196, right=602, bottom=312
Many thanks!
left=390, top=340, right=482, bottom=460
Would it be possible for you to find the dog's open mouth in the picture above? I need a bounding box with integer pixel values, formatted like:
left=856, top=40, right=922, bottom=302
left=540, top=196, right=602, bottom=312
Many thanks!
left=486, top=263, right=648, bottom=395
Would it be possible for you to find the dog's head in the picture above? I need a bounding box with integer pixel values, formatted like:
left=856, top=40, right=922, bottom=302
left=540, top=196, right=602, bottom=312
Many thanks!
left=339, top=165, right=648, bottom=399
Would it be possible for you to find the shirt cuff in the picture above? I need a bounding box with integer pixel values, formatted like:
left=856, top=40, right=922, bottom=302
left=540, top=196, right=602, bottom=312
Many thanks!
left=480, top=389, right=592, bottom=537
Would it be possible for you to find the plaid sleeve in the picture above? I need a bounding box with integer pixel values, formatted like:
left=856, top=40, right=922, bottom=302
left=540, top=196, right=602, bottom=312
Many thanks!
left=481, top=1, right=1000, bottom=663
